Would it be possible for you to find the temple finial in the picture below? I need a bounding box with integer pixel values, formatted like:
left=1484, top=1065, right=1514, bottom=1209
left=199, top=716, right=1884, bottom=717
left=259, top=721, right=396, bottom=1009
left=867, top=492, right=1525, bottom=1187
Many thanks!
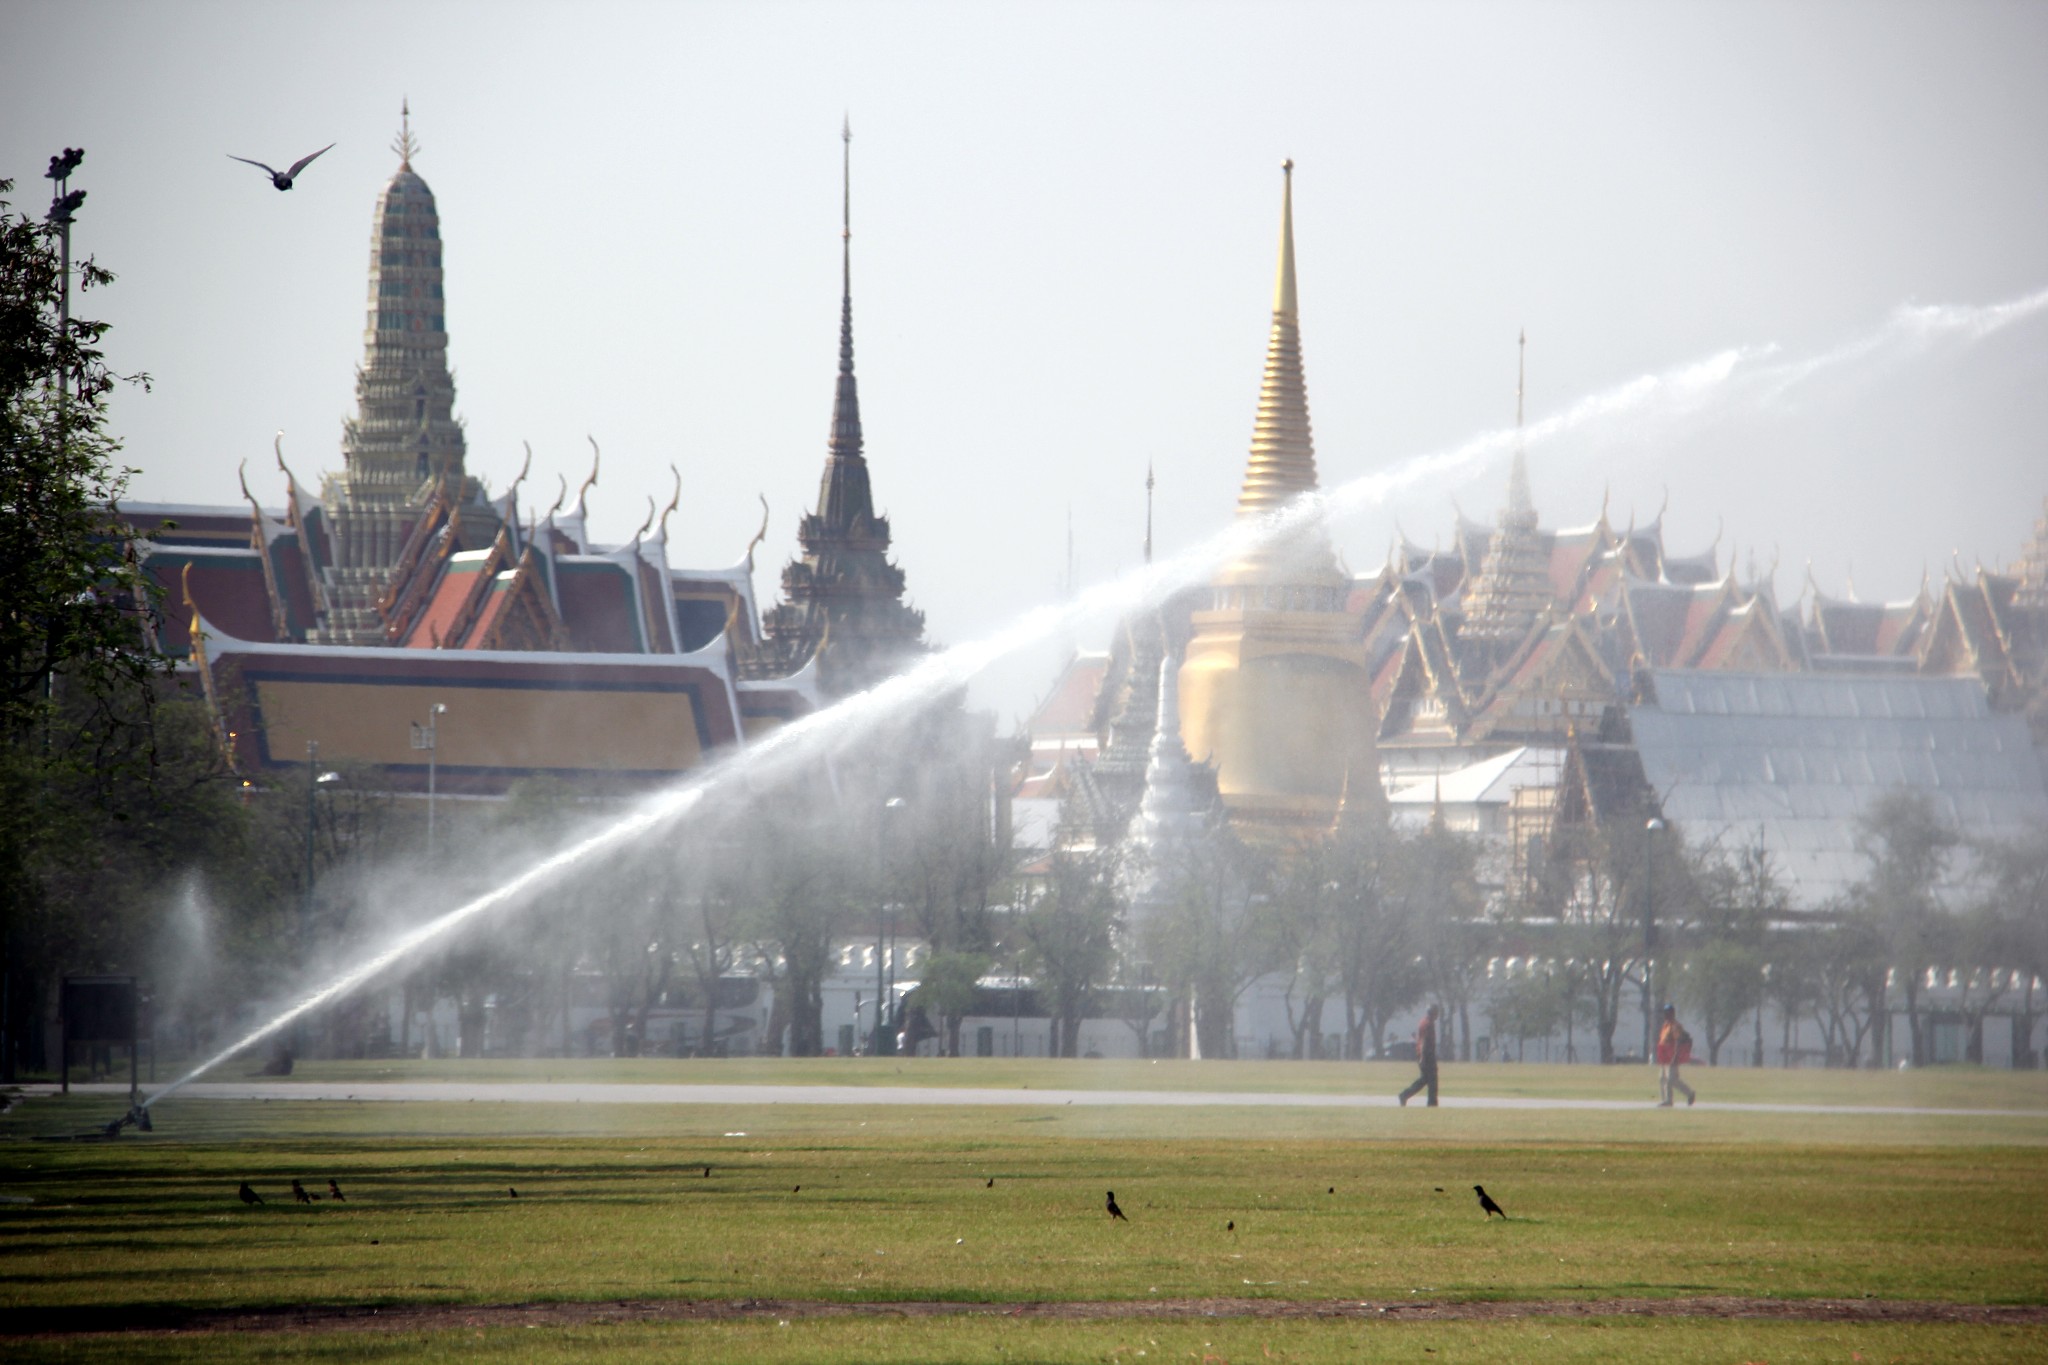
left=392, top=97, right=419, bottom=170
left=1144, top=461, right=1155, bottom=567
left=1516, top=329, right=1526, bottom=429
left=1274, top=158, right=1298, bottom=318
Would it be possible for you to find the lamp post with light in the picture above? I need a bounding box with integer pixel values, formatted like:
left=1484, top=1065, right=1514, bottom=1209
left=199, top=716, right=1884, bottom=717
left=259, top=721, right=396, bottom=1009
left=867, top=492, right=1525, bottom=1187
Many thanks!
left=411, top=703, right=448, bottom=859
left=1642, top=815, right=1666, bottom=1062
left=301, top=740, right=341, bottom=941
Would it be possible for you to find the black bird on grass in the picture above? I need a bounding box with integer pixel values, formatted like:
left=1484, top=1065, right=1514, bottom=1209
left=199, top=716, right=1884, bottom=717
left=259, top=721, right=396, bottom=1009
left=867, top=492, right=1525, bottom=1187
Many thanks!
left=1473, top=1185, right=1507, bottom=1220
left=1226, top=1220, right=1235, bottom=1232
left=328, top=1180, right=346, bottom=1202
left=508, top=1187, right=519, bottom=1199
left=228, top=144, right=334, bottom=191
left=703, top=1165, right=712, bottom=1179
left=238, top=1182, right=263, bottom=1206
left=1105, top=1190, right=1127, bottom=1222
left=292, top=1179, right=314, bottom=1205
left=986, top=1178, right=995, bottom=1188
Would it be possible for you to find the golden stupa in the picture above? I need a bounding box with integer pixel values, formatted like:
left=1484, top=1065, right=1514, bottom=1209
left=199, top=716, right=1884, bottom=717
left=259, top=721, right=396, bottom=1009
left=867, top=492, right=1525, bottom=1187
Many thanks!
left=1176, top=161, right=1377, bottom=832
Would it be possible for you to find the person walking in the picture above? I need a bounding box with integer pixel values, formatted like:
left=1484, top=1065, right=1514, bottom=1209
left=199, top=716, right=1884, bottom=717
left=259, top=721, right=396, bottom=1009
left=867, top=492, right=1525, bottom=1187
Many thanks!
left=1398, top=1004, right=1441, bottom=1108
left=1656, top=1004, right=1696, bottom=1107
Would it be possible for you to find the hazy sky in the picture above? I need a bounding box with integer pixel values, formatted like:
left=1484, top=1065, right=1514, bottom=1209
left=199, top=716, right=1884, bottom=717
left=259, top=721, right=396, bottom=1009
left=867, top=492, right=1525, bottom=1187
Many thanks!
left=4, top=0, right=2046, bottom=718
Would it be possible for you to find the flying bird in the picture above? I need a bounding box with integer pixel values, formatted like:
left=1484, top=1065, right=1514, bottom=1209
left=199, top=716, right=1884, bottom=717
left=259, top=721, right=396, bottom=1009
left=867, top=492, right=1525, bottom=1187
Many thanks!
left=1105, top=1190, right=1127, bottom=1222
left=292, top=1179, right=314, bottom=1205
left=238, top=1182, right=263, bottom=1206
left=328, top=1180, right=346, bottom=1202
left=228, top=143, right=334, bottom=191
left=1473, top=1185, right=1507, bottom=1220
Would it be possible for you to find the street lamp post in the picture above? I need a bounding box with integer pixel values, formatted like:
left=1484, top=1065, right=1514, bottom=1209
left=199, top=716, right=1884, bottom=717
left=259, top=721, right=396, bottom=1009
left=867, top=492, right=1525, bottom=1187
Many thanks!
left=301, top=741, right=341, bottom=943
left=412, top=703, right=447, bottom=859
left=1642, top=816, right=1666, bottom=1062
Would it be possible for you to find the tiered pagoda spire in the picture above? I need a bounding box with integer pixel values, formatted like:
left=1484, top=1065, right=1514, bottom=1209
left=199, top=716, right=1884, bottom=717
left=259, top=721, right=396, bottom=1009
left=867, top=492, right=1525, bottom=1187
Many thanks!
left=312, top=101, right=496, bottom=644
left=1459, top=332, right=1553, bottom=650
left=753, top=122, right=926, bottom=696
left=1176, top=162, right=1375, bottom=833
left=1126, top=650, right=1218, bottom=908
left=1218, top=159, right=1345, bottom=590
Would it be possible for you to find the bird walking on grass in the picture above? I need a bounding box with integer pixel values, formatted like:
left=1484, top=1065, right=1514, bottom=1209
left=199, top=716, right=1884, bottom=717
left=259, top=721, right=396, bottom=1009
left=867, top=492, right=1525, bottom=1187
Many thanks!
left=1105, top=1190, right=1127, bottom=1221
left=238, top=1182, right=263, bottom=1206
left=292, top=1179, right=314, bottom=1205
left=228, top=144, right=334, bottom=191
left=1473, top=1185, right=1507, bottom=1219
left=328, top=1180, right=346, bottom=1202
left=508, top=1187, right=519, bottom=1199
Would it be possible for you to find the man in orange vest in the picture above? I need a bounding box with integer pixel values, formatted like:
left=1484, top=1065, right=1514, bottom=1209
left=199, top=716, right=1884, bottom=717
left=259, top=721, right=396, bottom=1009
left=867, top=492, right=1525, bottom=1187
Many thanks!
left=1656, top=1004, right=1696, bottom=1107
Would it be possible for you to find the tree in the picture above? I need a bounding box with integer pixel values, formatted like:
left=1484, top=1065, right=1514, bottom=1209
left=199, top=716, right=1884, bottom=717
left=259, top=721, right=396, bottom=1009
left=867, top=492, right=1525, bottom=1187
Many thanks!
left=1404, top=819, right=1489, bottom=1060
left=1847, top=789, right=1958, bottom=1066
left=909, top=951, right=992, bottom=1057
left=1974, top=824, right=2048, bottom=1068
left=0, top=157, right=175, bottom=1078
left=1320, top=813, right=1425, bottom=1061
left=1679, top=835, right=1779, bottom=1065
left=1, top=161, right=159, bottom=737
left=1020, top=833, right=1119, bottom=1058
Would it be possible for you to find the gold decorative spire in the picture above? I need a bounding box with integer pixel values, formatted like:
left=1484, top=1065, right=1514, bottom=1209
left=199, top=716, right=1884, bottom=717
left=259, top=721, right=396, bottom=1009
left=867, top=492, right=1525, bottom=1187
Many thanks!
left=1223, top=159, right=1340, bottom=586
left=1273, top=159, right=1298, bottom=317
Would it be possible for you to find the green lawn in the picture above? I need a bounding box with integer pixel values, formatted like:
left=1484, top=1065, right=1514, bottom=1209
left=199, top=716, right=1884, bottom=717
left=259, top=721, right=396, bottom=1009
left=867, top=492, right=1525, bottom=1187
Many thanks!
left=5, top=1062, right=2046, bottom=1361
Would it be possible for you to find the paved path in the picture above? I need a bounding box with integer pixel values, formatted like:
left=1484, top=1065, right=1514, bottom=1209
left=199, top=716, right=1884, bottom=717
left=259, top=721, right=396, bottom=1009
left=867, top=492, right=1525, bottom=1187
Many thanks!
left=34, top=1080, right=2045, bottom=1119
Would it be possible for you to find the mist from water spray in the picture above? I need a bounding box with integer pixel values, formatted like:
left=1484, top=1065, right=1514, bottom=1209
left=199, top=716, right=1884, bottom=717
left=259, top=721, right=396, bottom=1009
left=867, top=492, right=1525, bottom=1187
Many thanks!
left=142, top=286, right=2048, bottom=1108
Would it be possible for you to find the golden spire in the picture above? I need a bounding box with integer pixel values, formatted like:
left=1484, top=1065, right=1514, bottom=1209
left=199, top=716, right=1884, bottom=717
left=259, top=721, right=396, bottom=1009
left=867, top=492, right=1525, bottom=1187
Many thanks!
left=392, top=97, right=419, bottom=170
left=1274, top=158, right=1298, bottom=317
left=1223, top=158, right=1339, bottom=585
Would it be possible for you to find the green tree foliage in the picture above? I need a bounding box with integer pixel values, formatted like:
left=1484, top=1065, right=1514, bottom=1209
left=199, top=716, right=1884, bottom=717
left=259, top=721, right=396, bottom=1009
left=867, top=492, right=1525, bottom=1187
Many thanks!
left=1847, top=788, right=1959, bottom=1066
left=1020, top=829, right=1119, bottom=1059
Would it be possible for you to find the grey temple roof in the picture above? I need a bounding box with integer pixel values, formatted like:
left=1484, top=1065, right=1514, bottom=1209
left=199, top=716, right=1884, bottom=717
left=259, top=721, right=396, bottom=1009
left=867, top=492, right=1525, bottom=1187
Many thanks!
left=1633, top=670, right=2048, bottom=909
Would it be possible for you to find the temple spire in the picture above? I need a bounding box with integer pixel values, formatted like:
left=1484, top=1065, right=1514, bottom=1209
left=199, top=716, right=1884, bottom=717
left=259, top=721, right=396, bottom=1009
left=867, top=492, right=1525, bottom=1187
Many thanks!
left=1505, top=328, right=1534, bottom=529
left=392, top=97, right=418, bottom=170
left=1273, top=159, right=1298, bottom=317
left=816, top=116, right=871, bottom=529
left=1144, top=462, right=1155, bottom=566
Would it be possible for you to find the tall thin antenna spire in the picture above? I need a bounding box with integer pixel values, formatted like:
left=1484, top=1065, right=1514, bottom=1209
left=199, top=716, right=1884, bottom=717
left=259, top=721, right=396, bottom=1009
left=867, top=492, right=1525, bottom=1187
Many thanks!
left=841, top=115, right=852, bottom=286
left=1144, top=462, right=1155, bottom=566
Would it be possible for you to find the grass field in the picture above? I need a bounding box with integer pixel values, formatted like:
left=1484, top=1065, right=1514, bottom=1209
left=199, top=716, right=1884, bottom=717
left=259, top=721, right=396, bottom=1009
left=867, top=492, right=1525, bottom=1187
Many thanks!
left=6, top=1061, right=2047, bottom=1362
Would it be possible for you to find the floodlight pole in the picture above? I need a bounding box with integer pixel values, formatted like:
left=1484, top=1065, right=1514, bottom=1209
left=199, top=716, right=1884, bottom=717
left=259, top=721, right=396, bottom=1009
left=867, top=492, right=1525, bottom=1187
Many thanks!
left=1642, top=816, right=1666, bottom=1062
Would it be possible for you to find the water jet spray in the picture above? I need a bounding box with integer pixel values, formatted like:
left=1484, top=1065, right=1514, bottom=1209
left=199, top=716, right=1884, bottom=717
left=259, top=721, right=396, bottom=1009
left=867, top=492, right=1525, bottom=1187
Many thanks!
left=128, top=286, right=2048, bottom=1116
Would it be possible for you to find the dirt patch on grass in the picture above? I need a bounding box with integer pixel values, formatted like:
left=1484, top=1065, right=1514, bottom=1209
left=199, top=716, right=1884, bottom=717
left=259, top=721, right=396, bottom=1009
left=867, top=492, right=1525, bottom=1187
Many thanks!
left=9, top=1296, right=2045, bottom=1338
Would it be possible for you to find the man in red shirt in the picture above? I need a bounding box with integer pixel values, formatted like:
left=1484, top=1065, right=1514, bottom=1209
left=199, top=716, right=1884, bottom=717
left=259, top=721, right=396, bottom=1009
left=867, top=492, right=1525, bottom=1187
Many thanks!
left=1398, top=1004, right=1440, bottom=1108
